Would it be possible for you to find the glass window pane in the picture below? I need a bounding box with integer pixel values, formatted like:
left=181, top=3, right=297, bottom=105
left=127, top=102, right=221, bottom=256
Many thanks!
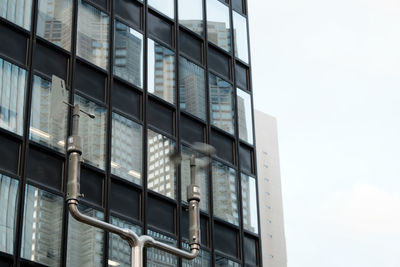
left=67, top=205, right=104, bottom=267
left=77, top=0, right=109, bottom=70
left=215, top=255, right=240, bottom=267
left=30, top=75, right=68, bottom=152
left=146, top=229, right=177, bottom=267
left=178, top=0, right=203, bottom=36
left=0, top=57, right=27, bottom=135
left=182, top=243, right=210, bottom=267
left=209, top=73, right=234, bottom=134
left=74, top=94, right=107, bottom=170
left=0, top=174, right=19, bottom=255
left=179, top=57, right=206, bottom=120
left=212, top=161, right=239, bottom=225
left=111, top=112, right=142, bottom=185
left=206, top=0, right=231, bottom=52
left=232, top=11, right=248, bottom=64
left=181, top=145, right=208, bottom=212
left=37, top=0, right=72, bottom=51
left=21, top=185, right=63, bottom=267
left=236, top=88, right=253, bottom=144
left=147, top=39, right=176, bottom=105
left=108, top=216, right=141, bottom=267
left=241, top=173, right=258, bottom=234
left=147, top=129, right=176, bottom=199
left=148, top=0, right=174, bottom=19
left=0, top=0, right=32, bottom=30
left=113, top=20, right=143, bottom=88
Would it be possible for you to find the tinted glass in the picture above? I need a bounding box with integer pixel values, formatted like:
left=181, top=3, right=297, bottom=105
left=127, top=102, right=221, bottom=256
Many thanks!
left=0, top=175, right=19, bottom=255
left=181, top=145, right=208, bottom=212
left=108, top=217, right=141, bottom=267
left=74, top=94, right=107, bottom=170
left=209, top=73, right=234, bottom=134
left=147, top=129, right=176, bottom=199
left=77, top=0, right=109, bottom=70
left=37, top=0, right=72, bottom=51
left=0, top=0, right=32, bottom=30
left=178, top=0, right=203, bottom=36
left=146, top=229, right=177, bottom=266
left=30, top=76, right=68, bottom=152
left=206, top=0, right=231, bottom=52
left=0, top=57, right=27, bottom=136
left=114, top=21, right=143, bottom=88
left=148, top=0, right=174, bottom=19
left=66, top=205, right=104, bottom=267
left=241, top=173, right=258, bottom=233
left=148, top=39, right=176, bottom=105
left=21, top=185, right=63, bottom=267
left=179, top=57, right=206, bottom=120
left=237, top=88, right=253, bottom=144
left=111, top=112, right=142, bottom=185
left=215, top=255, right=240, bottom=267
left=212, top=161, right=239, bottom=225
left=233, top=11, right=249, bottom=63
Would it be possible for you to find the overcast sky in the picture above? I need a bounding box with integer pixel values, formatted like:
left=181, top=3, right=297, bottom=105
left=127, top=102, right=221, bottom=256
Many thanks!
left=248, top=0, right=400, bottom=266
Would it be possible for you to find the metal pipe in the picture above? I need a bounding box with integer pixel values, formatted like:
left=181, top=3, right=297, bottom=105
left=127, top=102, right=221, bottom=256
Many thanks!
left=65, top=103, right=202, bottom=266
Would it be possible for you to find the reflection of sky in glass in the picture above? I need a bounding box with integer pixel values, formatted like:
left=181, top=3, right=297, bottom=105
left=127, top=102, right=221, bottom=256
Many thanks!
left=179, top=0, right=203, bottom=35
left=241, top=173, right=259, bottom=234
left=233, top=11, right=249, bottom=63
left=0, top=58, right=27, bottom=136
left=206, top=0, right=231, bottom=52
left=237, top=88, right=253, bottom=144
left=37, top=0, right=72, bottom=51
left=148, top=0, right=174, bottom=19
left=111, top=112, right=142, bottom=185
left=114, top=20, right=143, bottom=88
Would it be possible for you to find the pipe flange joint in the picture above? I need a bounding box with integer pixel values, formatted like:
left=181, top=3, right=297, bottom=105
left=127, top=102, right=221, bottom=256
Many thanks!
left=187, top=184, right=200, bottom=202
left=67, top=135, right=82, bottom=154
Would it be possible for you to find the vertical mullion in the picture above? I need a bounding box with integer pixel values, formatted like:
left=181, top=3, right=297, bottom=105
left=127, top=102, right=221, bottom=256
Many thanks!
left=103, top=0, right=114, bottom=265
left=13, top=0, right=39, bottom=265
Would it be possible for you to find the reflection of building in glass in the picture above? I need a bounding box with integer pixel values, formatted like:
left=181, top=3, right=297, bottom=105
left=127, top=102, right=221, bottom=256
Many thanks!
left=67, top=207, right=104, bottom=267
left=207, top=21, right=231, bottom=52
left=209, top=74, right=234, bottom=134
left=0, top=0, right=32, bottom=29
left=147, top=130, right=175, bottom=198
left=179, top=58, right=205, bottom=120
left=179, top=19, right=203, bottom=36
left=0, top=175, right=19, bottom=255
left=77, top=0, right=109, bottom=69
left=114, top=22, right=142, bottom=87
left=151, top=41, right=175, bottom=104
left=0, top=58, right=27, bottom=136
left=212, top=162, right=238, bottom=225
left=21, top=186, right=63, bottom=267
left=75, top=95, right=107, bottom=170
left=111, top=113, right=142, bottom=184
left=37, top=0, right=72, bottom=50
left=237, top=94, right=248, bottom=141
left=147, top=229, right=177, bottom=267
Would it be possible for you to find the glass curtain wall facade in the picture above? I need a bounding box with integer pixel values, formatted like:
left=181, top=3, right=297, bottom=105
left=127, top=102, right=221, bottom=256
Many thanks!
left=0, top=0, right=260, bottom=266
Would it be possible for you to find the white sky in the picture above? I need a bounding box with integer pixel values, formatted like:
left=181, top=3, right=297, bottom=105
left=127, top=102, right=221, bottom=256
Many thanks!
left=248, top=0, right=400, bottom=266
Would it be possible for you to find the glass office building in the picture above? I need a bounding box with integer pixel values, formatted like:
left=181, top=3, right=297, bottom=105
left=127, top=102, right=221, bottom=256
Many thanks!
left=0, top=0, right=260, bottom=266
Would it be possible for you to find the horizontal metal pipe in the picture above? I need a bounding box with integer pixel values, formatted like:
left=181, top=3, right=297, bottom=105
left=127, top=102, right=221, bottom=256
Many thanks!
left=143, top=237, right=199, bottom=260
left=68, top=201, right=139, bottom=246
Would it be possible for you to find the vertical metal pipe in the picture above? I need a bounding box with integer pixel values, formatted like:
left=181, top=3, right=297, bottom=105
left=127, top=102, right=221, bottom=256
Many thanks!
left=131, top=244, right=143, bottom=267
